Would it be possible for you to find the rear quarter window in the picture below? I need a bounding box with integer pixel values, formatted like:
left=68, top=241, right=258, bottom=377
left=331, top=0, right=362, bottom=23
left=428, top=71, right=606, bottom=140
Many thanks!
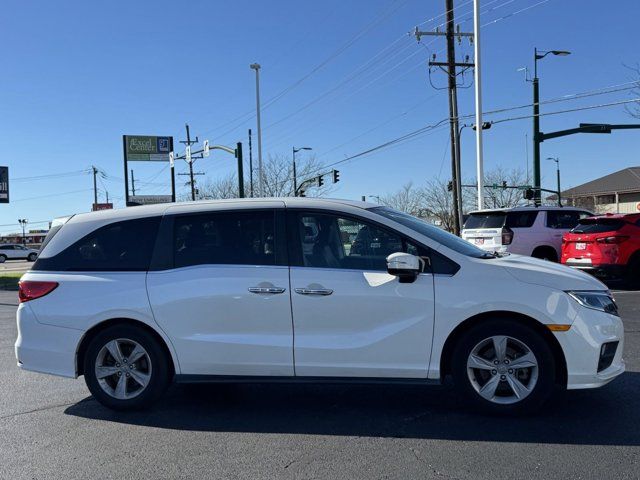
left=505, top=211, right=538, bottom=228
left=33, top=217, right=161, bottom=271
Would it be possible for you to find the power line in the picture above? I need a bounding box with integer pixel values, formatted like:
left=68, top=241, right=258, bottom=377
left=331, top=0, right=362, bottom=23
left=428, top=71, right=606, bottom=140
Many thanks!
left=12, top=169, right=91, bottom=182
left=11, top=189, right=93, bottom=203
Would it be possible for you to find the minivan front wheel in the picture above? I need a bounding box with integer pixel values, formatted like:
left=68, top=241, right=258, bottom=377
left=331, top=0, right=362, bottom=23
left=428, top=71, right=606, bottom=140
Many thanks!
left=452, top=320, right=556, bottom=415
left=84, top=325, right=170, bottom=410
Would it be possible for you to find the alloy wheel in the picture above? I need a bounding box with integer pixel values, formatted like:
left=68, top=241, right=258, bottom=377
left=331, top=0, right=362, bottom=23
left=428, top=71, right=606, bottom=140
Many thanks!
left=94, top=338, right=152, bottom=400
left=466, top=335, right=538, bottom=405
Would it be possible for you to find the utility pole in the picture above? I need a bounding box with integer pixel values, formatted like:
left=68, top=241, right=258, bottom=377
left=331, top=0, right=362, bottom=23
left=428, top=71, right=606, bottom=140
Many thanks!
left=236, top=142, right=245, bottom=198
left=180, top=123, right=201, bottom=201
left=415, top=0, right=474, bottom=235
left=92, top=166, right=98, bottom=205
left=248, top=129, right=254, bottom=197
left=250, top=63, right=264, bottom=196
left=130, top=169, right=136, bottom=196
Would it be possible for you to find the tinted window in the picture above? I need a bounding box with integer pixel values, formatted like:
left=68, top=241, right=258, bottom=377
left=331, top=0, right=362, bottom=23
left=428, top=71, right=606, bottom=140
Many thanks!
left=546, top=211, right=585, bottom=229
left=372, top=207, right=491, bottom=259
left=571, top=218, right=625, bottom=234
left=294, top=212, right=419, bottom=271
left=464, top=213, right=506, bottom=229
left=33, top=217, right=160, bottom=271
left=506, top=211, right=537, bottom=228
left=173, top=210, right=275, bottom=268
left=0, top=245, right=14, bottom=250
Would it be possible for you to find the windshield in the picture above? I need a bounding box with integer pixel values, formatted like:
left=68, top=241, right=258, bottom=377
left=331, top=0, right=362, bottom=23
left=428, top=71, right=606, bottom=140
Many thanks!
left=571, top=218, right=625, bottom=234
left=370, top=206, right=493, bottom=258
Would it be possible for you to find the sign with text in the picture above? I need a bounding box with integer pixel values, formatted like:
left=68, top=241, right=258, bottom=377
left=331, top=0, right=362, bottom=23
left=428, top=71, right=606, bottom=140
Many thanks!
left=124, top=135, right=173, bottom=162
left=129, top=195, right=172, bottom=206
left=92, top=203, right=113, bottom=211
left=0, top=167, right=8, bottom=203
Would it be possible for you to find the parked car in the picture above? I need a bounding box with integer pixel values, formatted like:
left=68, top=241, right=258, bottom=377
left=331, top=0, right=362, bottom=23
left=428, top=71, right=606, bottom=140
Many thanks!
left=561, top=213, right=640, bottom=286
left=15, top=198, right=623, bottom=414
left=462, top=206, right=593, bottom=261
left=0, top=244, right=39, bottom=262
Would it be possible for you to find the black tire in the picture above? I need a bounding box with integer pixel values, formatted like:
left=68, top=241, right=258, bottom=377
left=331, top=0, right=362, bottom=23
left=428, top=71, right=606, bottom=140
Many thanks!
left=451, top=319, right=557, bottom=415
left=532, top=247, right=558, bottom=262
left=0, top=255, right=6, bottom=263
left=27, top=253, right=37, bottom=262
left=84, top=324, right=171, bottom=410
left=624, top=253, right=640, bottom=290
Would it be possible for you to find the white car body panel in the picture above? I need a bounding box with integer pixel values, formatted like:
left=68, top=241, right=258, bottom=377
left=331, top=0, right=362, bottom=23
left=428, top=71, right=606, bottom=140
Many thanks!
left=290, top=267, right=434, bottom=378
left=14, top=198, right=624, bottom=394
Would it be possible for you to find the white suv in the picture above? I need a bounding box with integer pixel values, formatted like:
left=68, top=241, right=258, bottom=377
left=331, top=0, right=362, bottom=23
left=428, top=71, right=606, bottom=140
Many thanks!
left=462, top=207, right=592, bottom=261
left=15, top=198, right=623, bottom=414
left=0, top=244, right=39, bottom=262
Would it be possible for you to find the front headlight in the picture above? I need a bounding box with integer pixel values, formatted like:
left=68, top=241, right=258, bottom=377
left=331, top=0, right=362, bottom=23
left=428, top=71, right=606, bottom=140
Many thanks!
left=566, top=290, right=619, bottom=316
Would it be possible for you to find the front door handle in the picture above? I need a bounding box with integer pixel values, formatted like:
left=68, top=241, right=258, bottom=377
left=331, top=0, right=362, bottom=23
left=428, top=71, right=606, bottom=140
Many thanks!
left=248, top=286, right=286, bottom=294
left=294, top=288, right=333, bottom=296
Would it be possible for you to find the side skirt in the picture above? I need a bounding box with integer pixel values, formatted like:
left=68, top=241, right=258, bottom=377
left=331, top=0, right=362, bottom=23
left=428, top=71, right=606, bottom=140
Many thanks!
left=174, top=374, right=441, bottom=386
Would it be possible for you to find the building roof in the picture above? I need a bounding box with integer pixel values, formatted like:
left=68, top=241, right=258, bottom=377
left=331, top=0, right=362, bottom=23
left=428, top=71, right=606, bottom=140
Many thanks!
left=562, top=167, right=640, bottom=197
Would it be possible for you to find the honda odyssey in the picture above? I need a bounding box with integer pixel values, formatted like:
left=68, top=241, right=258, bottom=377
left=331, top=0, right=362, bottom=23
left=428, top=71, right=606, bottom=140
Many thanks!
left=15, top=198, right=624, bottom=414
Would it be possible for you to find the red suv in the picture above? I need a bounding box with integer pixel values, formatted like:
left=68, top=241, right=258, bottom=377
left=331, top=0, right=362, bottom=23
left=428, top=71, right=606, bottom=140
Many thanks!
left=561, top=213, right=640, bottom=286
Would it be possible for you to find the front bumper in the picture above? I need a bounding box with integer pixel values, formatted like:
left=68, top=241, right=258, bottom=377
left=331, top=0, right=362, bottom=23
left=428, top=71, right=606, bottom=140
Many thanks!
left=15, top=303, right=83, bottom=378
left=555, top=302, right=625, bottom=389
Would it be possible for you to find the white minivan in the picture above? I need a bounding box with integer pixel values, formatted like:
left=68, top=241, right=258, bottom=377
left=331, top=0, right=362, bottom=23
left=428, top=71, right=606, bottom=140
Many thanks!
left=15, top=198, right=624, bottom=414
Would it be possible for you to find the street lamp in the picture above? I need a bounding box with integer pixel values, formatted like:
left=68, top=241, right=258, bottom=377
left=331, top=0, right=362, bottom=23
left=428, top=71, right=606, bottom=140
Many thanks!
left=18, top=219, right=28, bottom=246
left=250, top=63, right=263, bottom=197
left=292, top=146, right=312, bottom=196
left=455, top=121, right=492, bottom=224
left=532, top=48, right=571, bottom=205
left=546, top=157, right=561, bottom=206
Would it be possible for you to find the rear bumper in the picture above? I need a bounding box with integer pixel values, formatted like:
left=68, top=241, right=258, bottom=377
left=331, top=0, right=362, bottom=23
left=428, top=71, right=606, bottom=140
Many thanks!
left=15, top=303, right=82, bottom=378
left=564, top=262, right=626, bottom=280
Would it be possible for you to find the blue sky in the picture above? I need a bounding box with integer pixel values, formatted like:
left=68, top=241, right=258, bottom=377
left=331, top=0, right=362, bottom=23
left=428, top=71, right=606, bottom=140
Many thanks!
left=2, top=0, right=640, bottom=234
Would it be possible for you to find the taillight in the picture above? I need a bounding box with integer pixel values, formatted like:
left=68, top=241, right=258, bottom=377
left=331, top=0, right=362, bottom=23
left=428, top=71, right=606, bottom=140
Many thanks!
left=501, top=227, right=514, bottom=245
left=18, top=281, right=58, bottom=303
left=596, top=236, right=629, bottom=244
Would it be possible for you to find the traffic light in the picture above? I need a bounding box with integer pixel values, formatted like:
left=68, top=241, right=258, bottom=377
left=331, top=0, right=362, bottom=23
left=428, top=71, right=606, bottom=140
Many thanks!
left=502, top=181, right=507, bottom=189
left=332, top=169, right=340, bottom=183
left=447, top=181, right=453, bottom=192
left=317, top=175, right=324, bottom=187
left=524, top=188, right=534, bottom=200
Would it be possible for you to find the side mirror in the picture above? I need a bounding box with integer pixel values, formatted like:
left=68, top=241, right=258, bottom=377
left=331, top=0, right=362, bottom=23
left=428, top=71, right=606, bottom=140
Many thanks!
left=386, top=252, right=421, bottom=283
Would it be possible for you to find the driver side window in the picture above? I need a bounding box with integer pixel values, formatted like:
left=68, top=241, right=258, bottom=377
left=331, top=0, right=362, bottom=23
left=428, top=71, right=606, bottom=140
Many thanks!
left=293, top=212, right=424, bottom=271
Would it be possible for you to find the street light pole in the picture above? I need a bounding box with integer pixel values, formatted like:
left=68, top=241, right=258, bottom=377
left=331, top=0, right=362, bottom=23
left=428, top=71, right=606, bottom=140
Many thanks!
left=547, top=157, right=561, bottom=206
left=250, top=63, right=264, bottom=197
left=292, top=146, right=312, bottom=197
left=532, top=48, right=571, bottom=206
left=18, top=219, right=27, bottom=245
left=473, top=0, right=485, bottom=211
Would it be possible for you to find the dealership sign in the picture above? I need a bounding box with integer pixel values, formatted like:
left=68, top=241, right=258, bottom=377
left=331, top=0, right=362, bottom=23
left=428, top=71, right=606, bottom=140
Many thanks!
left=0, top=167, right=7, bottom=203
left=123, top=135, right=175, bottom=207
left=124, top=135, right=172, bottom=162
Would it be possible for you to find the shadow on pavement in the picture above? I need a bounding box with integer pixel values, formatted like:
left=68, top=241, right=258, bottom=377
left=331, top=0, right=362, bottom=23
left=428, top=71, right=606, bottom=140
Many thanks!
left=65, top=371, right=640, bottom=446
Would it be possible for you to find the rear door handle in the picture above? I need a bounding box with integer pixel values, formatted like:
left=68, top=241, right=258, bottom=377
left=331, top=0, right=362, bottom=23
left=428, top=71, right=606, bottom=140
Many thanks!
left=294, top=288, right=333, bottom=296
left=248, top=287, right=286, bottom=294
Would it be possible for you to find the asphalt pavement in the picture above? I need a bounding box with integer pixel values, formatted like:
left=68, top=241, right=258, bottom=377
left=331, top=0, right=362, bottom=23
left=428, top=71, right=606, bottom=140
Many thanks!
left=0, top=289, right=639, bottom=479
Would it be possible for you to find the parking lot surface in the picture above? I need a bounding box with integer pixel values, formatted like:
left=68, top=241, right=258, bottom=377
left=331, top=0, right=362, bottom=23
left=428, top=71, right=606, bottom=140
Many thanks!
left=1, top=289, right=639, bottom=479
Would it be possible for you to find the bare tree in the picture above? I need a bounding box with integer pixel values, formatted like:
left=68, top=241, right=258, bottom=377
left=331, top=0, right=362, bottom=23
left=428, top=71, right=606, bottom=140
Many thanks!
left=475, top=166, right=530, bottom=210
left=625, top=63, right=640, bottom=119
left=422, top=178, right=457, bottom=232
left=379, top=183, right=424, bottom=216
left=196, top=153, right=333, bottom=199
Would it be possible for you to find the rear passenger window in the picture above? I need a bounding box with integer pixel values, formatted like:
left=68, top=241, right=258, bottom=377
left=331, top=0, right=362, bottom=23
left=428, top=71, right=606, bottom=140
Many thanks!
left=173, top=210, right=276, bottom=268
left=546, top=211, right=581, bottom=229
left=33, top=217, right=160, bottom=271
left=505, top=211, right=537, bottom=228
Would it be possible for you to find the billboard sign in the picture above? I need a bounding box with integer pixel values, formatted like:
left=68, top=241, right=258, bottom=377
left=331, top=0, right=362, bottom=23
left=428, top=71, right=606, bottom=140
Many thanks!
left=129, top=195, right=172, bottom=206
left=124, top=135, right=172, bottom=162
left=0, top=167, right=8, bottom=203
left=92, top=203, right=114, bottom=211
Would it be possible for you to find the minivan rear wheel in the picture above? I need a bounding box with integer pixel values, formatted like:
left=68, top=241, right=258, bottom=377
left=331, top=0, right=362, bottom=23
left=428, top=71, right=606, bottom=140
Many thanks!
left=84, top=325, right=171, bottom=410
left=451, top=320, right=556, bottom=415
